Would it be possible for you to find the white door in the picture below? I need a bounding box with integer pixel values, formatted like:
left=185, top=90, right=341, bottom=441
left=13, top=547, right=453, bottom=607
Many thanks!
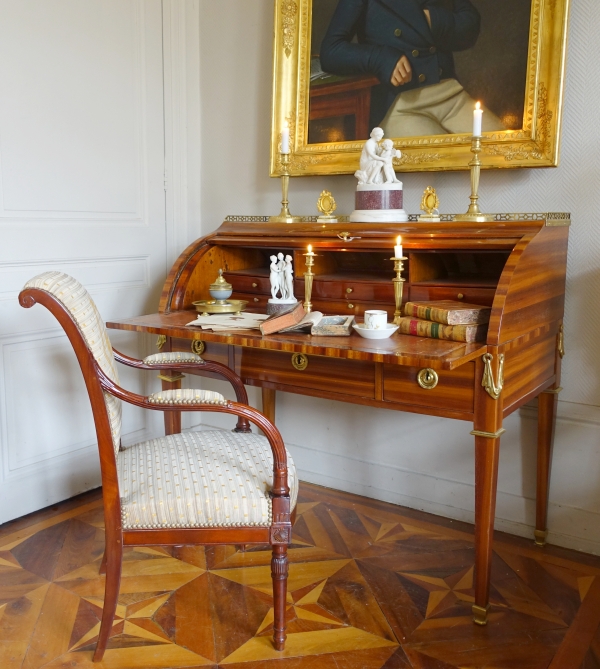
left=0, top=0, right=167, bottom=523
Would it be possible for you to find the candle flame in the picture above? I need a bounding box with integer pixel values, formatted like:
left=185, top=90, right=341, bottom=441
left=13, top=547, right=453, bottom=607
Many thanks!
left=307, top=244, right=312, bottom=253
left=475, top=101, right=481, bottom=110
left=396, top=236, right=402, bottom=244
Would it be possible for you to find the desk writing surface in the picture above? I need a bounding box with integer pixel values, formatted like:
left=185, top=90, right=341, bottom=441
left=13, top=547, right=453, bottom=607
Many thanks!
left=107, top=310, right=486, bottom=370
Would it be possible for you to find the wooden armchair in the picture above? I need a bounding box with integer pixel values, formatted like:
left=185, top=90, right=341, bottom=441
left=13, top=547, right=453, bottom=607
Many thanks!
left=19, top=272, right=297, bottom=661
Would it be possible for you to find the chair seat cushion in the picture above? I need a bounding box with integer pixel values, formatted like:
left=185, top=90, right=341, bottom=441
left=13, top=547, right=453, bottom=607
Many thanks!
left=118, top=430, right=298, bottom=529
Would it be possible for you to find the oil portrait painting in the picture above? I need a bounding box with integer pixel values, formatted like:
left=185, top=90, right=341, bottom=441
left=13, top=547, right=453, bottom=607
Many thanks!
left=271, top=0, right=570, bottom=175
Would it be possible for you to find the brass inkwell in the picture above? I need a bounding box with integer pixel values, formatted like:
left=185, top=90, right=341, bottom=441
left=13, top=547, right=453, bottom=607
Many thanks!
left=192, top=269, right=248, bottom=316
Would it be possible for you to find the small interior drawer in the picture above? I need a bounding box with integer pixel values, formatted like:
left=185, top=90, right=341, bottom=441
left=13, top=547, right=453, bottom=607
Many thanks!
left=240, top=348, right=376, bottom=399
left=224, top=273, right=270, bottom=294
left=383, top=362, right=475, bottom=413
left=297, top=277, right=395, bottom=302
left=409, top=285, right=496, bottom=306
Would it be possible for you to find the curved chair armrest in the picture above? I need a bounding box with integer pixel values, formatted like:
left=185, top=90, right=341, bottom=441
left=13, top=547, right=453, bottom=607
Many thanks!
left=96, top=364, right=289, bottom=498
left=113, top=348, right=251, bottom=432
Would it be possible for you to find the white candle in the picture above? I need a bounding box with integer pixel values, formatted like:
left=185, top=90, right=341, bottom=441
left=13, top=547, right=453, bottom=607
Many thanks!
left=307, top=244, right=313, bottom=254
left=281, top=122, right=290, bottom=154
left=473, top=101, right=483, bottom=137
left=394, top=236, right=403, bottom=258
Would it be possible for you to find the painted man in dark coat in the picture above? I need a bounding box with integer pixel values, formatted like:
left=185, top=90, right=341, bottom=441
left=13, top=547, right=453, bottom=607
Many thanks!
left=320, top=0, right=503, bottom=136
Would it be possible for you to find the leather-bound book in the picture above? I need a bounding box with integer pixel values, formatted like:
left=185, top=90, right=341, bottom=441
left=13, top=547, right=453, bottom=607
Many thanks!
left=404, top=300, right=491, bottom=325
left=259, top=302, right=306, bottom=335
left=396, top=316, right=488, bottom=343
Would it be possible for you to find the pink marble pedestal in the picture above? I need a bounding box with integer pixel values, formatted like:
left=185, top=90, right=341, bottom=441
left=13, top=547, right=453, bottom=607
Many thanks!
left=350, top=183, right=408, bottom=222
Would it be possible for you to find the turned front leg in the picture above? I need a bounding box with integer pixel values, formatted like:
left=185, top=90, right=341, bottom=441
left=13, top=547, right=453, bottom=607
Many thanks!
left=471, top=351, right=504, bottom=625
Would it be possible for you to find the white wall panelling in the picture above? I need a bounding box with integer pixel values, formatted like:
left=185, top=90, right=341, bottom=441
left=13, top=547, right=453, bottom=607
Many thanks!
left=0, top=0, right=171, bottom=523
left=198, top=0, right=600, bottom=554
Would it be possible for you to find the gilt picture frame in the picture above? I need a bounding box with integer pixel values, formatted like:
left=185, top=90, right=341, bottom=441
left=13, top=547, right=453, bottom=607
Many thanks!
left=270, top=0, right=571, bottom=176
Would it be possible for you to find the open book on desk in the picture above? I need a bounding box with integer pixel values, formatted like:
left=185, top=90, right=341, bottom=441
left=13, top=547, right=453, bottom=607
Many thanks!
left=280, top=312, right=355, bottom=336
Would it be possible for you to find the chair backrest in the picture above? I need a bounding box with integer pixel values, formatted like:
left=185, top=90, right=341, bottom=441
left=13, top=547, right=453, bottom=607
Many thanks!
left=24, top=272, right=122, bottom=455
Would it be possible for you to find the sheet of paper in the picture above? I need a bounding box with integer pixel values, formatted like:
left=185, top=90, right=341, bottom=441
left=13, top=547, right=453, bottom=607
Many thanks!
left=187, top=313, right=269, bottom=330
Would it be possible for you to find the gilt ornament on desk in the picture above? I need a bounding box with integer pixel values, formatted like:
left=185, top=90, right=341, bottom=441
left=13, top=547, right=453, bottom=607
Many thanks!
left=350, top=127, right=408, bottom=223
left=268, top=252, right=298, bottom=314
left=418, top=186, right=441, bottom=222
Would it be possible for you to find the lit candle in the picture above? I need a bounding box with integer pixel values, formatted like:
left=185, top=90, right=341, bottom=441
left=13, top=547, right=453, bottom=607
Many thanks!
left=281, top=122, right=290, bottom=154
left=394, top=236, right=403, bottom=258
left=473, top=101, right=483, bottom=137
left=307, top=244, right=313, bottom=254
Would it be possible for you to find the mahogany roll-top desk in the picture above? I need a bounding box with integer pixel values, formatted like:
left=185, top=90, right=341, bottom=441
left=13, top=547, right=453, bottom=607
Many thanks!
left=107, top=214, right=570, bottom=625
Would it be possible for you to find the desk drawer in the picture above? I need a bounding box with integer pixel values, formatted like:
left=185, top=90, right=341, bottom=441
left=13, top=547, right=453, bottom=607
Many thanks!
left=409, top=285, right=496, bottom=306
left=171, top=338, right=229, bottom=366
left=240, top=349, right=376, bottom=399
left=383, top=362, right=475, bottom=413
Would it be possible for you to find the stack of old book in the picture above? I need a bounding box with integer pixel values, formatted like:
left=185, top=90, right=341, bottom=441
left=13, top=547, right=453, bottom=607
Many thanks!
left=397, top=300, right=491, bottom=343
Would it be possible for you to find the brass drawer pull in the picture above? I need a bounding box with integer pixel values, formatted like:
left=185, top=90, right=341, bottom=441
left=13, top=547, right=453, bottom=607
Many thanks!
left=252, top=282, right=258, bottom=288
left=417, top=368, right=439, bottom=390
left=254, top=297, right=260, bottom=302
left=457, top=293, right=464, bottom=300
left=337, top=232, right=361, bottom=242
left=291, top=353, right=309, bottom=371
left=191, top=340, right=205, bottom=355
left=346, top=287, right=353, bottom=294
left=347, top=303, right=354, bottom=309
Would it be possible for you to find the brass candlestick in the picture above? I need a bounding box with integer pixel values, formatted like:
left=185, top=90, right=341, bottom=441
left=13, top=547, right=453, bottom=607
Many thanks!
left=270, top=152, right=302, bottom=223
left=391, top=256, right=407, bottom=324
left=303, top=248, right=316, bottom=313
left=453, top=136, right=494, bottom=223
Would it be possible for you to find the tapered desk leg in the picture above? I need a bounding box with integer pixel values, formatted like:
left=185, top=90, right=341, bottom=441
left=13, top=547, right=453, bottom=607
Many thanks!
left=160, top=371, right=183, bottom=435
left=536, top=385, right=560, bottom=547
left=471, top=352, right=504, bottom=626
left=262, top=388, right=276, bottom=423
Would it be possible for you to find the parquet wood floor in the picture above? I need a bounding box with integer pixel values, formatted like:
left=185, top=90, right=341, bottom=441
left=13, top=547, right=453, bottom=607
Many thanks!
left=1, top=482, right=599, bottom=669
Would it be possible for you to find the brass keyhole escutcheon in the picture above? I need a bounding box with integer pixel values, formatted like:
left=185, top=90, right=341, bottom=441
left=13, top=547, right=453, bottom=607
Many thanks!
left=191, top=340, right=206, bottom=356
left=417, top=368, right=439, bottom=390
left=291, top=353, right=309, bottom=371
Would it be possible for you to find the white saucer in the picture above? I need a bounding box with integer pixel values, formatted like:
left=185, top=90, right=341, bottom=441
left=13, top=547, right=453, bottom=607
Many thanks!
left=352, top=323, right=399, bottom=339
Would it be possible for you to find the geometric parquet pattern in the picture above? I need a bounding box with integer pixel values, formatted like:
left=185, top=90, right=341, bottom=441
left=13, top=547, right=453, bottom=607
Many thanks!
left=1, top=483, right=600, bottom=669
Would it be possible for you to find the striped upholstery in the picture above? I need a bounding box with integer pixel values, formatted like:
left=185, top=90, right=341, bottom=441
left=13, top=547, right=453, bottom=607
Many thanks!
left=148, top=389, right=227, bottom=406
left=24, top=272, right=122, bottom=455
left=144, top=352, right=204, bottom=365
left=118, top=430, right=298, bottom=529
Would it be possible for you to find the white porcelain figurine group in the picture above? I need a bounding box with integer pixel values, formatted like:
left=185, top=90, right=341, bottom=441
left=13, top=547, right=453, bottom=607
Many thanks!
left=353, top=309, right=399, bottom=340
left=269, top=253, right=296, bottom=303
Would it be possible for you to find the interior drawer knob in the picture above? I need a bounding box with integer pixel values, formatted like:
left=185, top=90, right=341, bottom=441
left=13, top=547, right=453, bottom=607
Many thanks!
left=254, top=297, right=260, bottom=302
left=346, top=287, right=353, bottom=294
left=347, top=303, right=354, bottom=309
left=457, top=293, right=464, bottom=300
left=291, top=353, right=309, bottom=371
left=417, top=368, right=439, bottom=390
left=252, top=282, right=258, bottom=288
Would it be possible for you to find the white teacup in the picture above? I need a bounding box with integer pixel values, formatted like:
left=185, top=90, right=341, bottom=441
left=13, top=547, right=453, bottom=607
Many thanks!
left=364, top=310, right=387, bottom=330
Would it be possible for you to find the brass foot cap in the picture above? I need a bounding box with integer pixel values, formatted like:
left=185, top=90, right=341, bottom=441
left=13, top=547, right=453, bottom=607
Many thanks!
left=472, top=604, right=489, bottom=626
left=534, top=529, right=548, bottom=547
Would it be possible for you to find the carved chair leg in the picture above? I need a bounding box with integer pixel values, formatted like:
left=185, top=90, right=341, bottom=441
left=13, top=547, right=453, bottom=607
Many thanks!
left=99, top=550, right=107, bottom=575
left=93, top=540, right=123, bottom=662
left=271, top=543, right=288, bottom=651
